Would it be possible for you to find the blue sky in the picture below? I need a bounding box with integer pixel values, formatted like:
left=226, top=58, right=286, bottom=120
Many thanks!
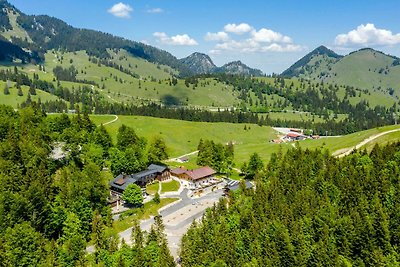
left=8, top=0, right=400, bottom=74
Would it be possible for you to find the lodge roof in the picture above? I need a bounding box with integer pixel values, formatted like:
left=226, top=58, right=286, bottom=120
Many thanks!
left=110, top=164, right=169, bottom=191
left=171, top=167, right=188, bottom=175
left=185, top=166, right=216, bottom=181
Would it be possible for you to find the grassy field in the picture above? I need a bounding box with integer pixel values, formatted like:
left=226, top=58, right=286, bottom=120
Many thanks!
left=359, top=130, right=400, bottom=152
left=110, top=198, right=179, bottom=234
left=300, top=124, right=400, bottom=154
left=146, top=182, right=159, bottom=195
left=161, top=180, right=180, bottom=193
left=0, top=82, right=61, bottom=108
left=101, top=115, right=279, bottom=164
left=58, top=114, right=400, bottom=166
left=89, top=115, right=118, bottom=126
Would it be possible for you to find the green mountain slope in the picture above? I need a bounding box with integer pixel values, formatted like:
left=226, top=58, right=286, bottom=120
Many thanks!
left=322, top=49, right=400, bottom=97
left=0, top=0, right=193, bottom=76
left=283, top=46, right=400, bottom=99
left=281, top=45, right=342, bottom=77
left=216, top=61, right=264, bottom=76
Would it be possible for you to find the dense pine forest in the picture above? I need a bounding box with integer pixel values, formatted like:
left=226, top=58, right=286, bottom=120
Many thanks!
left=180, top=144, right=400, bottom=266
left=0, top=104, right=173, bottom=266
left=2, top=104, right=400, bottom=266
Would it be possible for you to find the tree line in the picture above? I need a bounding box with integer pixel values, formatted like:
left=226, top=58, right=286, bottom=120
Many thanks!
left=180, top=143, right=400, bottom=266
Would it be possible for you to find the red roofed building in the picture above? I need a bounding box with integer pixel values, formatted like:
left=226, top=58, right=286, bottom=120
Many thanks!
left=285, top=132, right=307, bottom=141
left=171, top=167, right=188, bottom=179
left=171, top=166, right=216, bottom=189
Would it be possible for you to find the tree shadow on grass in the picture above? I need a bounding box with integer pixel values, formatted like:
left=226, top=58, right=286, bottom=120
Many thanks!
left=161, top=94, right=181, bottom=106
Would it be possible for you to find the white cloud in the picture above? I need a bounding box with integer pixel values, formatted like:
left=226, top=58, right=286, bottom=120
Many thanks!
left=213, top=39, right=302, bottom=53
left=209, top=23, right=302, bottom=54
left=261, top=44, right=303, bottom=52
left=209, top=49, right=222, bottom=55
left=205, top=31, right=230, bottom=42
left=147, top=8, right=164, bottom=14
left=108, top=2, right=133, bottom=18
left=224, top=23, right=253, bottom=35
left=335, top=23, right=400, bottom=47
left=252, top=28, right=292, bottom=43
left=153, top=32, right=198, bottom=46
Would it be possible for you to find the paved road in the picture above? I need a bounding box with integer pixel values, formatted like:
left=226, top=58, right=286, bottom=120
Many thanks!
left=92, top=187, right=225, bottom=258
left=335, top=127, right=400, bottom=158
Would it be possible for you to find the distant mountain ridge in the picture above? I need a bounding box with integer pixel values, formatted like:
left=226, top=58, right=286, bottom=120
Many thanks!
left=179, top=52, right=216, bottom=74
left=180, top=53, right=264, bottom=76
left=216, top=60, right=264, bottom=76
left=0, top=0, right=262, bottom=77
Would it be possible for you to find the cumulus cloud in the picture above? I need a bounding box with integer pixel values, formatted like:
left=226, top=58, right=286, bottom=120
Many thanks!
left=335, top=23, right=400, bottom=47
left=224, top=23, right=253, bottom=35
left=208, top=23, right=302, bottom=54
left=251, top=28, right=292, bottom=43
left=205, top=31, right=230, bottom=42
left=213, top=39, right=302, bottom=54
left=153, top=32, right=198, bottom=46
left=147, top=8, right=164, bottom=14
left=261, top=43, right=303, bottom=52
left=108, top=2, right=133, bottom=18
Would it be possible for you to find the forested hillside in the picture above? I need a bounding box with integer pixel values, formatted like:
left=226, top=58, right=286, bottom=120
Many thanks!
left=180, top=143, right=400, bottom=266
left=1, top=59, right=397, bottom=136
left=0, top=105, right=174, bottom=266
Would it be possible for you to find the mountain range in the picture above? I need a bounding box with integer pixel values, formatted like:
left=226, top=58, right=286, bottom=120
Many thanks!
left=0, top=0, right=263, bottom=77
left=179, top=52, right=263, bottom=76
left=1, top=0, right=400, bottom=96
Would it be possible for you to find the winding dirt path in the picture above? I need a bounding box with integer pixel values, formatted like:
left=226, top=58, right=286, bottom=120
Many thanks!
left=335, top=127, right=400, bottom=158
left=165, top=150, right=199, bottom=162
left=100, top=115, right=119, bottom=126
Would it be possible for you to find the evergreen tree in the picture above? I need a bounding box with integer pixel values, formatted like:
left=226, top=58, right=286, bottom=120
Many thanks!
left=153, top=192, right=161, bottom=204
left=3, top=83, right=10, bottom=95
left=17, top=86, right=23, bottom=96
left=148, top=136, right=169, bottom=163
